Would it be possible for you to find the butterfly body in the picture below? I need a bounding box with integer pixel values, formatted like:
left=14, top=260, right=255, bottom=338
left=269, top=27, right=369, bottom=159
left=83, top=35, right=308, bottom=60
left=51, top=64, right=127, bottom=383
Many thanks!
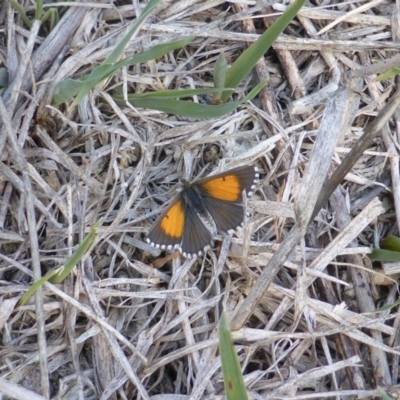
left=147, top=166, right=258, bottom=258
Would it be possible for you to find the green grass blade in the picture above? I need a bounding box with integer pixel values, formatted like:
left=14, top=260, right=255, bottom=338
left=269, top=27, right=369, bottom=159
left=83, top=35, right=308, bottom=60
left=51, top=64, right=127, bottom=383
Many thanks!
left=221, top=0, right=306, bottom=101
left=380, top=235, right=400, bottom=251
left=53, top=0, right=169, bottom=107
left=18, top=219, right=101, bottom=306
left=50, top=219, right=102, bottom=284
left=116, top=87, right=232, bottom=100
left=213, top=52, right=228, bottom=103
left=375, top=67, right=400, bottom=82
left=41, top=9, right=52, bottom=24
left=376, top=297, right=400, bottom=312
left=41, top=8, right=59, bottom=31
left=369, top=235, right=400, bottom=261
left=9, top=0, right=33, bottom=28
left=70, top=38, right=194, bottom=107
left=377, top=387, right=394, bottom=400
left=105, top=0, right=163, bottom=65
left=35, top=0, right=43, bottom=20
left=52, top=78, right=89, bottom=106
left=129, top=97, right=235, bottom=118
left=369, top=249, right=400, bottom=262
left=219, top=311, right=248, bottom=400
left=18, top=268, right=61, bottom=307
left=53, top=64, right=119, bottom=106
left=127, top=78, right=267, bottom=118
left=53, top=37, right=194, bottom=106
left=111, top=36, right=195, bottom=72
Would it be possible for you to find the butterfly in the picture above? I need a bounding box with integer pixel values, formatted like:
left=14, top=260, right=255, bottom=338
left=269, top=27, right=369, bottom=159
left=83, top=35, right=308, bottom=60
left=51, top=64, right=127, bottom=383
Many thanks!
left=147, top=165, right=259, bottom=258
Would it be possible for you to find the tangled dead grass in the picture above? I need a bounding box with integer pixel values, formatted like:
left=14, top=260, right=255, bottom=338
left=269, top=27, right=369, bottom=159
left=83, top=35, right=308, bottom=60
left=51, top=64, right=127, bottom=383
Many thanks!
left=1, top=1, right=400, bottom=399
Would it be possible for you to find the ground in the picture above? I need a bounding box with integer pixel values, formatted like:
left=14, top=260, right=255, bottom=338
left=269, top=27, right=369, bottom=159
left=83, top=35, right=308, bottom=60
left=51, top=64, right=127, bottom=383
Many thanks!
left=0, top=1, right=399, bottom=399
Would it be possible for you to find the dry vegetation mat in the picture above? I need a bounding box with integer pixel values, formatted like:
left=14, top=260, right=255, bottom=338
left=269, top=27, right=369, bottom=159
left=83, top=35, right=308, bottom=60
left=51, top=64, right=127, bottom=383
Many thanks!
left=1, top=0, right=400, bottom=399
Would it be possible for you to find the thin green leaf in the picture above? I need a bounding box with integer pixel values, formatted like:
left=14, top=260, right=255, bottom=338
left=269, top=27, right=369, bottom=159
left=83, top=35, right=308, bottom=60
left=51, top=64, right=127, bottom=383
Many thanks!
left=52, top=8, right=59, bottom=28
left=219, top=312, right=248, bottom=400
left=221, top=0, right=306, bottom=101
left=368, top=249, right=400, bottom=262
left=53, top=37, right=194, bottom=106
left=18, top=268, right=61, bottom=307
left=41, top=9, right=51, bottom=24
left=129, top=97, right=235, bottom=118
left=127, top=78, right=268, bottom=118
left=42, top=8, right=58, bottom=31
left=18, top=219, right=101, bottom=306
left=380, top=235, right=400, bottom=252
left=53, top=0, right=174, bottom=106
left=52, top=78, right=86, bottom=106
left=53, top=64, right=118, bottom=106
left=9, top=0, right=32, bottom=28
left=115, top=87, right=233, bottom=101
left=105, top=0, right=163, bottom=65
left=50, top=219, right=102, bottom=284
left=377, top=387, right=393, bottom=400
left=375, top=297, right=400, bottom=312
left=35, top=0, right=43, bottom=20
left=111, top=36, right=195, bottom=73
left=213, top=53, right=228, bottom=103
left=375, top=67, right=400, bottom=82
